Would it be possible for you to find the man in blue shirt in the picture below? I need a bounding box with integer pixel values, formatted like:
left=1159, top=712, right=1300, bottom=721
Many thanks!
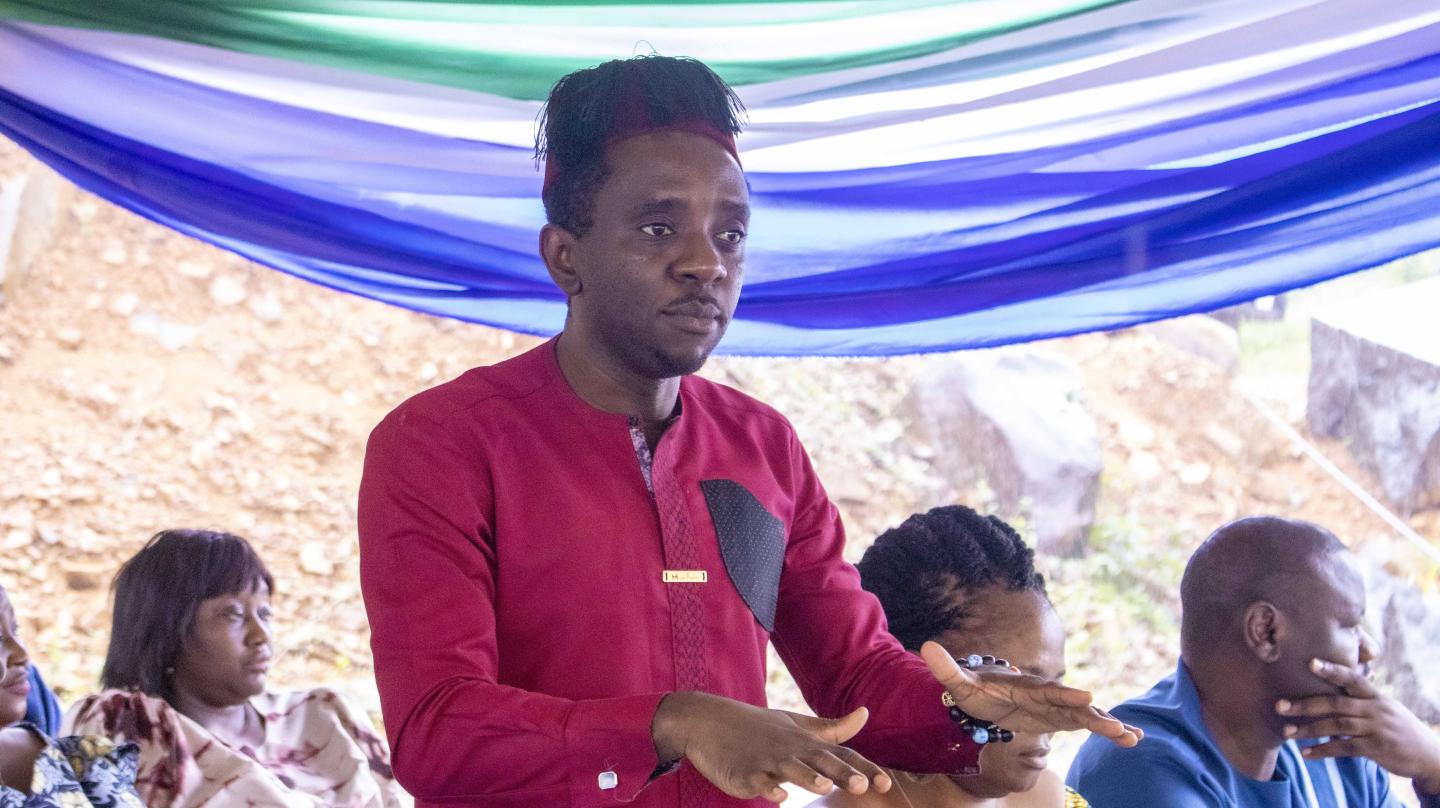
left=1067, top=516, right=1440, bottom=807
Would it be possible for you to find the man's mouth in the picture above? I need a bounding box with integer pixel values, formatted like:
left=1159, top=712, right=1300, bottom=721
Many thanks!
left=663, top=299, right=722, bottom=320
left=661, top=299, right=723, bottom=333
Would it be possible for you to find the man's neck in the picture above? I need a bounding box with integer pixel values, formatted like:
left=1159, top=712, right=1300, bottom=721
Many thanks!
left=555, top=331, right=680, bottom=428
left=1188, top=657, right=1283, bottom=781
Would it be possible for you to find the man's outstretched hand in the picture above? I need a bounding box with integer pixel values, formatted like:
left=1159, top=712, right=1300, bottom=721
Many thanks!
left=652, top=691, right=892, bottom=803
left=921, top=642, right=1144, bottom=747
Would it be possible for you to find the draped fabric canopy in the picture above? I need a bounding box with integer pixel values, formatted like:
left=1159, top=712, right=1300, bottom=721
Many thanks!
left=1, top=1, right=1438, bottom=356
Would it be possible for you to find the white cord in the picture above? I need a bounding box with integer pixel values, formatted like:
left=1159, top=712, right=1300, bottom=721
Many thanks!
left=1242, top=390, right=1440, bottom=568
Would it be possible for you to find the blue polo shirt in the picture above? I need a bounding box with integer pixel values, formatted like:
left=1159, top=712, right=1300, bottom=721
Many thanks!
left=1066, top=662, right=1425, bottom=808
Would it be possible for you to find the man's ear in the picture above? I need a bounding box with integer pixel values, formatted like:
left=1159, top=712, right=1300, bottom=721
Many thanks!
left=540, top=223, right=582, bottom=297
left=1242, top=601, right=1285, bottom=663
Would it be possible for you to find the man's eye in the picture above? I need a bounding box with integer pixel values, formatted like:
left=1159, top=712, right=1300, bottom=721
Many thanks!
left=639, top=224, right=673, bottom=237
left=718, top=230, right=746, bottom=245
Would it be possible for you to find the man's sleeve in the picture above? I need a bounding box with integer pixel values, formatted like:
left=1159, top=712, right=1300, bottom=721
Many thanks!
left=768, top=430, right=979, bottom=775
left=1066, top=743, right=1215, bottom=808
left=1357, top=754, right=1440, bottom=808
left=358, top=408, right=666, bottom=807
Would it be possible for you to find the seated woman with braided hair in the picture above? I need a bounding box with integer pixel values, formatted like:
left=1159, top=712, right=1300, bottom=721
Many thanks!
left=816, top=505, right=1089, bottom=808
left=65, top=529, right=403, bottom=808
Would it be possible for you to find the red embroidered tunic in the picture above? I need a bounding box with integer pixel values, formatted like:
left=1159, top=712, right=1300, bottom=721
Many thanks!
left=358, top=341, right=977, bottom=808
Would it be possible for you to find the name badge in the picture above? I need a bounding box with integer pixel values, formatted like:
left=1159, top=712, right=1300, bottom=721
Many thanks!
left=662, top=570, right=708, bottom=583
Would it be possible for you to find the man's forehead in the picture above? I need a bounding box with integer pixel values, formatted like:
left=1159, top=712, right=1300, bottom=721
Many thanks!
left=605, top=130, right=744, bottom=180
left=1314, top=550, right=1365, bottom=611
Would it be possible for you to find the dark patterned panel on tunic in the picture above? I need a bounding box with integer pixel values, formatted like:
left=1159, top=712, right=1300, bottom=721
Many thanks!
left=700, top=479, right=786, bottom=633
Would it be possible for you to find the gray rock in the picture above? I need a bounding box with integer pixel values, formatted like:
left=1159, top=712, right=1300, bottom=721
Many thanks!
left=0, top=165, right=73, bottom=295
left=1381, top=585, right=1440, bottom=724
left=906, top=348, right=1102, bottom=556
left=1307, top=278, right=1440, bottom=515
left=209, top=275, right=247, bottom=306
left=1360, top=554, right=1440, bottom=723
left=1140, top=315, right=1240, bottom=374
left=54, top=328, right=84, bottom=350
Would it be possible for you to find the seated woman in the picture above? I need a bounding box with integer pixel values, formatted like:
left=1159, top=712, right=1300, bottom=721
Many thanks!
left=816, top=505, right=1086, bottom=808
left=0, top=581, right=144, bottom=807
left=65, top=529, right=402, bottom=808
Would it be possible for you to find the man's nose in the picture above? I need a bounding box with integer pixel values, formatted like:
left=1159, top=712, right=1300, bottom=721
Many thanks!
left=673, top=231, right=726, bottom=285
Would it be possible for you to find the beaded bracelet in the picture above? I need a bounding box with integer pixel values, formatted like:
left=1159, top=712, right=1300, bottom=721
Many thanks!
left=942, top=654, right=1015, bottom=745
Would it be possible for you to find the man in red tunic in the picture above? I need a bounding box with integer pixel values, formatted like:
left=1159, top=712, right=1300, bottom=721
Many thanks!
left=357, top=55, right=1139, bottom=808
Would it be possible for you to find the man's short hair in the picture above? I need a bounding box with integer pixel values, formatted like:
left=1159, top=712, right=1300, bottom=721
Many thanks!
left=1179, top=516, right=1346, bottom=655
left=536, top=55, right=745, bottom=237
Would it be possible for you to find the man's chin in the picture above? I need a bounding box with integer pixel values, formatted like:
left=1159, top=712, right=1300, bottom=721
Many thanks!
left=650, top=342, right=720, bottom=378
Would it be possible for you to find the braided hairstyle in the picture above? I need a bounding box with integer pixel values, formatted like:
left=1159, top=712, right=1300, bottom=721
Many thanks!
left=857, top=505, right=1047, bottom=651
left=536, top=54, right=746, bottom=236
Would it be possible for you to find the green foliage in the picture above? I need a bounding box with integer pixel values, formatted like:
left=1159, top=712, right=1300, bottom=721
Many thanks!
left=1041, top=518, right=1189, bottom=708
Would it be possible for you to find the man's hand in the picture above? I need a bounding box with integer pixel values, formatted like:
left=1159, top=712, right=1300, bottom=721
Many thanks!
left=652, top=691, right=892, bottom=803
left=920, top=642, right=1143, bottom=747
left=1278, top=658, right=1440, bottom=795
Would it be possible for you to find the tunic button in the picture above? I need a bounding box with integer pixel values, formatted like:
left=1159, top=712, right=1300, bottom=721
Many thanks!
left=598, top=771, right=618, bottom=790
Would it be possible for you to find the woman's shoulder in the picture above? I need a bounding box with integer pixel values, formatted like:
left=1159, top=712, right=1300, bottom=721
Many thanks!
left=64, top=689, right=184, bottom=741
left=0, top=724, right=46, bottom=778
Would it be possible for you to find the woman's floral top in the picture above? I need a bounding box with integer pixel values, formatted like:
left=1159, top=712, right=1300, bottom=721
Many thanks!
left=0, top=727, right=144, bottom=808
left=64, top=690, right=403, bottom=808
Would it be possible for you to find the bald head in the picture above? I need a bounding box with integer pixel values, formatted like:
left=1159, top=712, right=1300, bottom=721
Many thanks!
left=1180, top=516, right=1349, bottom=657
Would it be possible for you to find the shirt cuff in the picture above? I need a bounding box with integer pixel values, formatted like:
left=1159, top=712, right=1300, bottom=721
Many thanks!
left=564, top=692, right=670, bottom=806
left=845, top=679, right=980, bottom=776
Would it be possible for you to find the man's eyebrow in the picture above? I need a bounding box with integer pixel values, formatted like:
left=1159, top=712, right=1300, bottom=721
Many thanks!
left=719, top=199, right=751, bottom=222
left=626, top=198, right=685, bottom=219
